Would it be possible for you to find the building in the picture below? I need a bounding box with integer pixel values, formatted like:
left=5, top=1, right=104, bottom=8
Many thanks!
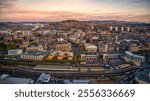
left=36, top=73, right=51, bottom=84
left=104, top=42, right=115, bottom=53
left=20, top=51, right=49, bottom=61
left=120, top=40, right=139, bottom=52
left=45, top=51, right=74, bottom=61
left=127, top=27, right=130, bottom=32
left=84, top=43, right=97, bottom=53
left=26, top=45, right=44, bottom=52
left=0, top=74, right=34, bottom=84
left=98, top=42, right=116, bottom=53
left=0, top=50, right=8, bottom=55
left=13, top=33, right=18, bottom=40
left=110, top=26, right=113, bottom=31
left=103, top=53, right=119, bottom=63
left=129, top=44, right=139, bottom=52
left=115, top=27, right=118, bottom=31
left=4, top=36, right=13, bottom=41
left=98, top=41, right=105, bottom=53
left=64, top=80, right=92, bottom=84
left=80, top=54, right=98, bottom=64
left=135, top=70, right=150, bottom=84
left=8, top=49, right=23, bottom=55
left=21, top=40, right=29, bottom=48
left=109, top=26, right=130, bottom=32
left=124, top=51, right=145, bottom=66
left=56, top=42, right=72, bottom=52
left=121, top=27, right=124, bottom=31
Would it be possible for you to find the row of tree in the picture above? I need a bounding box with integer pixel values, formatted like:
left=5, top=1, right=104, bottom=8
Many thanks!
left=0, top=42, right=17, bottom=50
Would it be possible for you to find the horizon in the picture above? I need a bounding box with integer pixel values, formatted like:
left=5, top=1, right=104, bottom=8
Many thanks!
left=0, top=19, right=149, bottom=24
left=0, top=0, right=150, bottom=23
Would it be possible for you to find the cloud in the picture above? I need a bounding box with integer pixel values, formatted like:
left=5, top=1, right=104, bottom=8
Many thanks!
left=0, top=9, right=150, bottom=22
left=0, top=0, right=149, bottom=22
left=0, top=10, right=92, bottom=21
left=0, top=0, right=19, bottom=12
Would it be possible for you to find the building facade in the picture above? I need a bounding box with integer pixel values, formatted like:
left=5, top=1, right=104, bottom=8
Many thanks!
left=20, top=52, right=49, bottom=61
left=8, top=49, right=23, bottom=55
left=124, top=51, right=145, bottom=66
left=84, top=43, right=97, bottom=53
left=56, top=42, right=72, bottom=52
left=80, top=54, right=98, bottom=64
left=45, top=51, right=74, bottom=61
left=103, top=53, right=119, bottom=62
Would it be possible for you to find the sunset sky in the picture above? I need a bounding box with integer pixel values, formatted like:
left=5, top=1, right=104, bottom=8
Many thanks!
left=0, top=0, right=150, bottom=22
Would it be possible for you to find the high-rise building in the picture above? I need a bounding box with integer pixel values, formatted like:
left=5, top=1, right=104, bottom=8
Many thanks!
left=115, top=27, right=118, bottom=31
left=127, top=27, right=130, bottom=32
left=121, top=27, right=124, bottom=31
left=110, top=26, right=113, bottom=31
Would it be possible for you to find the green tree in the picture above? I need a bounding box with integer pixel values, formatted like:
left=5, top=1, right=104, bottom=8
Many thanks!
left=6, top=43, right=17, bottom=50
left=0, top=42, right=6, bottom=50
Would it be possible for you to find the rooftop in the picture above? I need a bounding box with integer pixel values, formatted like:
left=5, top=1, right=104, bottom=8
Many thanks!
left=0, top=74, right=34, bottom=84
left=135, top=69, right=150, bottom=83
left=22, top=51, right=49, bottom=56
left=36, top=73, right=50, bottom=84
left=84, top=43, right=97, bottom=49
left=125, top=51, right=145, bottom=59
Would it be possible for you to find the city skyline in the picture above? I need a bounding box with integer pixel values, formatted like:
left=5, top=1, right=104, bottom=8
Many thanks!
left=0, top=0, right=150, bottom=22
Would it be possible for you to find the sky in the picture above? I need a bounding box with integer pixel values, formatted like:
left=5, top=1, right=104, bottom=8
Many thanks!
left=0, top=0, right=150, bottom=22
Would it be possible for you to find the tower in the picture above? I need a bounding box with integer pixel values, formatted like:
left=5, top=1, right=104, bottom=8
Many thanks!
left=127, top=27, right=130, bottom=32
left=79, top=32, right=83, bottom=45
left=115, top=27, right=118, bottom=31
left=110, top=26, right=113, bottom=31
left=79, top=32, right=85, bottom=51
left=121, top=27, right=124, bottom=31
left=89, top=35, right=93, bottom=43
left=116, top=35, right=118, bottom=42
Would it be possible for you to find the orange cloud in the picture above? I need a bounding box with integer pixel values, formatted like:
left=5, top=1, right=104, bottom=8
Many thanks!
left=0, top=9, right=150, bottom=22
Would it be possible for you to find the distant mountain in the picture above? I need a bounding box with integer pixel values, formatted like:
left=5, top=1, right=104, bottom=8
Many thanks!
left=88, top=20, right=149, bottom=24
left=0, top=20, right=149, bottom=25
left=61, top=20, right=81, bottom=22
left=60, top=20, right=150, bottom=25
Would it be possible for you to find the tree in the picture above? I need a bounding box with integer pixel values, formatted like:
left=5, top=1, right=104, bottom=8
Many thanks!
left=0, top=42, right=6, bottom=50
left=0, top=36, right=4, bottom=41
left=13, top=39, right=21, bottom=43
left=6, top=43, right=17, bottom=50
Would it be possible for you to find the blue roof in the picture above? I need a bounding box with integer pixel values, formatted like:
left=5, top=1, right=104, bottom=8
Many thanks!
left=22, top=51, right=49, bottom=56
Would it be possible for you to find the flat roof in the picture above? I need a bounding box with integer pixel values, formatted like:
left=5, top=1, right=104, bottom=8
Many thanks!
left=34, top=65, right=72, bottom=69
left=64, top=80, right=91, bottom=84
left=4, top=77, right=33, bottom=84
left=84, top=54, right=98, bottom=57
left=84, top=43, right=97, bottom=48
left=125, top=51, right=145, bottom=59
left=36, top=73, right=50, bottom=84
left=22, top=51, right=49, bottom=56
left=135, top=70, right=150, bottom=83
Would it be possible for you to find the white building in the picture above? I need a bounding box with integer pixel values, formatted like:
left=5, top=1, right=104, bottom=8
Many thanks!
left=115, top=27, right=118, bottom=31
left=36, top=73, right=51, bottom=84
left=84, top=43, right=97, bottom=53
left=26, top=45, right=44, bottom=52
left=103, top=53, right=119, bottom=62
left=8, top=49, right=23, bottom=55
left=124, top=51, right=145, bottom=66
left=110, top=26, right=113, bottom=31
left=127, top=27, right=130, bottom=32
left=0, top=74, right=34, bottom=84
left=80, top=54, right=98, bottom=63
left=64, top=80, right=91, bottom=84
left=121, top=27, right=124, bottom=31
